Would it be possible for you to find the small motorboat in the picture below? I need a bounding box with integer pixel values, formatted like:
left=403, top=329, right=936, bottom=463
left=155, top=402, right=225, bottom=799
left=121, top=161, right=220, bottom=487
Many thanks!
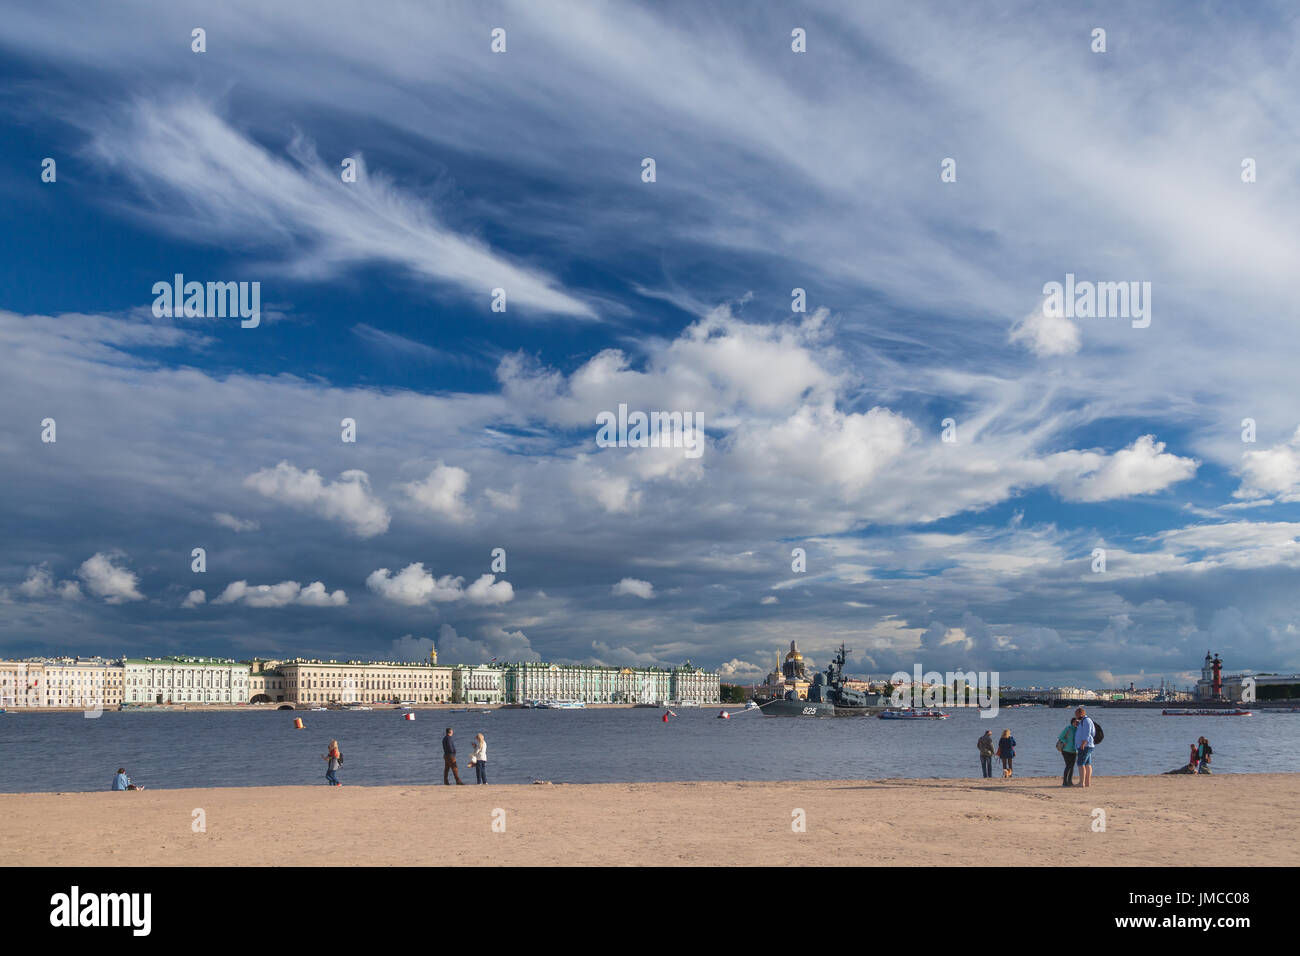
left=1161, top=708, right=1252, bottom=716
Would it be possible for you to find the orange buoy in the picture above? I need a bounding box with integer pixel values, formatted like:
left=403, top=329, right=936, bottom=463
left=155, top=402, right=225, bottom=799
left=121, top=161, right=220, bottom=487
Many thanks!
left=718, top=710, right=730, bottom=719
left=403, top=712, right=416, bottom=721
left=293, top=717, right=304, bottom=729
left=662, top=713, right=669, bottom=722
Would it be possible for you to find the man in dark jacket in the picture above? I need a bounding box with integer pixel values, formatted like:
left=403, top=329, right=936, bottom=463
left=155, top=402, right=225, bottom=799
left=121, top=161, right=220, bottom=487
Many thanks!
left=977, top=730, right=995, bottom=778
left=442, top=727, right=464, bottom=785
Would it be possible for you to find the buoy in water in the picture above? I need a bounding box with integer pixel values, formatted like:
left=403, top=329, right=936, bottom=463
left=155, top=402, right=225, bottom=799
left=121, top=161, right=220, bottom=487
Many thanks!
left=662, top=713, right=669, bottom=722
left=293, top=717, right=304, bottom=729
left=403, top=712, right=416, bottom=721
left=718, top=710, right=730, bottom=719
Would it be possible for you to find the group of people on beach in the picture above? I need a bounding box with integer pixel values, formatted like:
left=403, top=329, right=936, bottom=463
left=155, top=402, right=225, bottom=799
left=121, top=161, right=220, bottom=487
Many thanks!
left=317, top=728, right=489, bottom=786
left=1188, top=736, right=1213, bottom=773
left=977, top=706, right=1101, bottom=787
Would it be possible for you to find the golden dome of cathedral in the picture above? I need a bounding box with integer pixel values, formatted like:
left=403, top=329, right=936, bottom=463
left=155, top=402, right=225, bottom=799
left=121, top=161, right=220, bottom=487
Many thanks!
left=785, top=641, right=803, bottom=661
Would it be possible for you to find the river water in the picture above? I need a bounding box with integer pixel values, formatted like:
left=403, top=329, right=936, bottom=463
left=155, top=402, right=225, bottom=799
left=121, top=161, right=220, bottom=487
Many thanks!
left=1, top=706, right=1294, bottom=792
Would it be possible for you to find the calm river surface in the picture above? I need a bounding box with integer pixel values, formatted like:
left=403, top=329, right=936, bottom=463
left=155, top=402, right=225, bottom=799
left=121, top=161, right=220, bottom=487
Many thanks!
left=1, top=706, right=1295, bottom=792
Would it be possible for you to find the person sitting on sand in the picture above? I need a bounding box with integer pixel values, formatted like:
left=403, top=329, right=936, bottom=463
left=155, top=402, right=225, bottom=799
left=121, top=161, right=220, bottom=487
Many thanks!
left=112, top=768, right=141, bottom=791
left=1196, top=736, right=1213, bottom=774
left=323, top=739, right=343, bottom=786
left=997, top=729, right=1017, bottom=777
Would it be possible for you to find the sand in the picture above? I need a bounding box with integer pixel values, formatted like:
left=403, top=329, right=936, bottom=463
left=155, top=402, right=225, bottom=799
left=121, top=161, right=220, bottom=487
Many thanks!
left=3, top=774, right=1296, bottom=866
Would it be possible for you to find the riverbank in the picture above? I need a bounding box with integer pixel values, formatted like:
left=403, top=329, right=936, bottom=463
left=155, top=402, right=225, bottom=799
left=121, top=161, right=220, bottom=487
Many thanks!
left=3, top=774, right=1296, bottom=866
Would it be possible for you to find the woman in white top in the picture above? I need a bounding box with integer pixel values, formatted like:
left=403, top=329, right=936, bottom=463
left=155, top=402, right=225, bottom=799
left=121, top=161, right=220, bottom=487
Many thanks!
left=470, top=733, right=487, bottom=784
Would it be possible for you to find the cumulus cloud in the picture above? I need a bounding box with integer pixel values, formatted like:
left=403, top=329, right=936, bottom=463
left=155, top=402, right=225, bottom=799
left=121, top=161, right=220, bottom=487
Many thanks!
left=77, top=552, right=144, bottom=603
left=212, top=580, right=347, bottom=608
left=1009, top=301, right=1081, bottom=357
left=181, top=589, right=206, bottom=608
left=612, top=577, right=655, bottom=599
left=18, top=564, right=82, bottom=600
left=1051, top=435, right=1197, bottom=502
left=244, top=461, right=390, bottom=537
left=1235, top=426, right=1300, bottom=502
left=403, top=463, right=472, bottom=523
left=367, top=563, right=467, bottom=605
left=367, top=564, right=513, bottom=606
left=213, top=512, right=260, bottom=532
left=718, top=658, right=763, bottom=678
left=464, top=574, right=514, bottom=605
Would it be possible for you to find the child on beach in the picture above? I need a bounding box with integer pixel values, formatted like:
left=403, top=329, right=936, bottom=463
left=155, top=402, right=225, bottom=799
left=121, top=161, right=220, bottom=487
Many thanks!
left=324, top=740, right=343, bottom=786
left=997, top=729, right=1016, bottom=777
left=1188, top=742, right=1200, bottom=772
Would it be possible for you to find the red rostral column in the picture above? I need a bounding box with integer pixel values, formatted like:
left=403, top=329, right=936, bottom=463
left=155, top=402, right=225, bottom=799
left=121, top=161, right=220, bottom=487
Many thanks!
left=1212, top=654, right=1223, bottom=698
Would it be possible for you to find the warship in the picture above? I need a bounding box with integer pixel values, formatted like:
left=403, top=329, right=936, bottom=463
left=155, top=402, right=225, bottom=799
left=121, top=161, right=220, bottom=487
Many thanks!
left=755, top=642, right=885, bottom=717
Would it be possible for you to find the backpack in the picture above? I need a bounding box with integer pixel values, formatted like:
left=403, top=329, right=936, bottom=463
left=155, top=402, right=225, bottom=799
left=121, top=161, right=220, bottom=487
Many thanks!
left=1092, top=721, right=1103, bottom=745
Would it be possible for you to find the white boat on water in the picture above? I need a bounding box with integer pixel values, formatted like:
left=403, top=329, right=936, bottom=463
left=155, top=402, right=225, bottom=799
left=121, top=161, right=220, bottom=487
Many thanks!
left=539, top=699, right=586, bottom=709
left=674, top=700, right=700, bottom=708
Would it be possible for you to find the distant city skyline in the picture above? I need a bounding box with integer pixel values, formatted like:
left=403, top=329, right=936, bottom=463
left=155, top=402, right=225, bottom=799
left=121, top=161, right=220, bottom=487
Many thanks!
left=3, top=2, right=1300, bottom=688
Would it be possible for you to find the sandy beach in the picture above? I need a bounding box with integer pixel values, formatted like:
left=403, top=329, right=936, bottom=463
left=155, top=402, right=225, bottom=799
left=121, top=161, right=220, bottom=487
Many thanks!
left=3, top=774, right=1297, bottom=866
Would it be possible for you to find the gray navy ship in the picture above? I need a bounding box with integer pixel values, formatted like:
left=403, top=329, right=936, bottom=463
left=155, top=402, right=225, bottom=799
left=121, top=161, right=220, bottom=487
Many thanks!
left=755, top=641, right=885, bottom=717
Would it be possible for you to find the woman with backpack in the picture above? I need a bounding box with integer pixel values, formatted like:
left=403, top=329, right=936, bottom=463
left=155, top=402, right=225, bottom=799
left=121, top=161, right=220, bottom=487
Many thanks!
left=323, top=739, right=343, bottom=786
left=997, top=729, right=1017, bottom=777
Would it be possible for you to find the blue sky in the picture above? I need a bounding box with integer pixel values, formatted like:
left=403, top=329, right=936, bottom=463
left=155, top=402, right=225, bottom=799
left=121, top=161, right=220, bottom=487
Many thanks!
left=3, top=0, right=1300, bottom=688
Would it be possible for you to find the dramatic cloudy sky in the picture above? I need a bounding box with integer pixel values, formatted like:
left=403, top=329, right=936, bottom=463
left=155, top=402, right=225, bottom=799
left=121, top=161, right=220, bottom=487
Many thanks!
left=3, top=0, right=1299, bottom=688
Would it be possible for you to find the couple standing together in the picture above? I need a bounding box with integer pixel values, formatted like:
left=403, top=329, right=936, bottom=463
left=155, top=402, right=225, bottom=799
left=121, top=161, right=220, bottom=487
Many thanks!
left=1055, top=707, right=1099, bottom=787
left=441, top=727, right=488, bottom=784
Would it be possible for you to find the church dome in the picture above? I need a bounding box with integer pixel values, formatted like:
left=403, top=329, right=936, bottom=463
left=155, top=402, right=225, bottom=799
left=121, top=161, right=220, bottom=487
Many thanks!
left=785, top=641, right=803, bottom=661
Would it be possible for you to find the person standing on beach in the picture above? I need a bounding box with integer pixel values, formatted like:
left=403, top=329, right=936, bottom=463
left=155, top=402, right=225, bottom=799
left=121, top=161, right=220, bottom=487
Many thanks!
left=977, top=730, right=995, bottom=778
left=1196, top=736, right=1213, bottom=774
left=442, top=727, right=464, bottom=785
left=1073, top=707, right=1096, bottom=787
left=323, top=739, right=342, bottom=786
left=996, top=729, right=1017, bottom=777
left=1057, top=717, right=1079, bottom=786
left=469, top=732, right=487, bottom=784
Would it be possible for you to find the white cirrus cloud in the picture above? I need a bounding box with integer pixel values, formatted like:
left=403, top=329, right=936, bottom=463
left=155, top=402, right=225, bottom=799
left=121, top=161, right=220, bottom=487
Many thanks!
left=87, top=99, right=594, bottom=318
left=77, top=552, right=144, bottom=604
left=611, top=577, right=655, bottom=599
left=244, top=461, right=390, bottom=538
left=212, top=579, right=347, bottom=608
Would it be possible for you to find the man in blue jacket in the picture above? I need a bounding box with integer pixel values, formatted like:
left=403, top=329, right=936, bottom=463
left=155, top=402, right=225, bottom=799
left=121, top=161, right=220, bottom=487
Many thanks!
left=1073, top=707, right=1096, bottom=788
left=442, top=728, right=464, bottom=785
